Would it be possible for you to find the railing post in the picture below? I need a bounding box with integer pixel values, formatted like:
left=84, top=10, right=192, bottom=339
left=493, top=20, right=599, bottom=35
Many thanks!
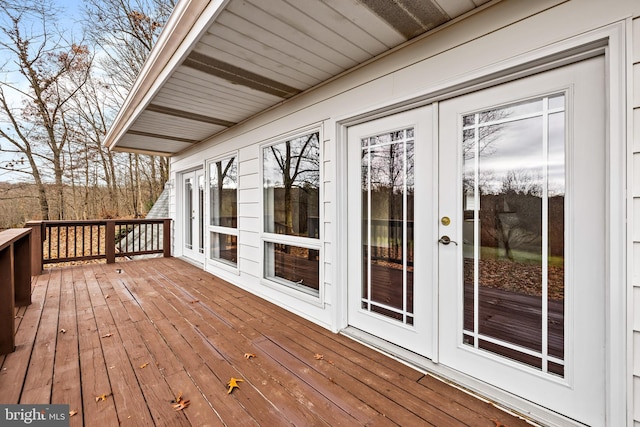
left=163, top=219, right=171, bottom=258
left=106, top=220, right=116, bottom=264
left=0, top=245, right=15, bottom=354
left=14, top=231, right=32, bottom=307
left=25, top=221, right=43, bottom=275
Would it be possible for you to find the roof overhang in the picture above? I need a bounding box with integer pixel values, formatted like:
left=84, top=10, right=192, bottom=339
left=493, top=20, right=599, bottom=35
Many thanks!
left=104, top=0, right=493, bottom=156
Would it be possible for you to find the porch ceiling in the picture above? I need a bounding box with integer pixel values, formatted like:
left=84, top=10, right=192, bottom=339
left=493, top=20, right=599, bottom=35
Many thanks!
left=105, top=0, right=493, bottom=156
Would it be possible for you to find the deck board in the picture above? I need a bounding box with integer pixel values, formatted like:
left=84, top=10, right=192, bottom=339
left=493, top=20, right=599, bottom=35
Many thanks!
left=0, top=257, right=535, bottom=426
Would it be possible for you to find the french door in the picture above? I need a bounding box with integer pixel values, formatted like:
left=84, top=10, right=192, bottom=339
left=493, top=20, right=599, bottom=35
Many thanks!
left=182, top=169, right=205, bottom=263
left=347, top=56, right=605, bottom=425
left=347, top=106, right=435, bottom=357
left=438, top=56, right=605, bottom=425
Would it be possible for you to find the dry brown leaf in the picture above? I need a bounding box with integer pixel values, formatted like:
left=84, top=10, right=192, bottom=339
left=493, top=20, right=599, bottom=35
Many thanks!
left=101, top=333, right=113, bottom=338
left=491, top=419, right=508, bottom=427
left=314, top=354, right=324, bottom=360
left=227, top=378, right=244, bottom=394
left=139, top=362, right=149, bottom=369
left=189, top=299, right=200, bottom=304
left=244, top=353, right=256, bottom=359
left=173, top=400, right=190, bottom=411
left=69, top=410, right=78, bottom=417
left=95, top=393, right=111, bottom=402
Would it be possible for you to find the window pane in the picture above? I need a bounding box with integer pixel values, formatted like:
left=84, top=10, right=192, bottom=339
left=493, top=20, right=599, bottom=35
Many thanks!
left=263, top=132, right=320, bottom=238
left=209, top=157, right=238, bottom=228
left=209, top=232, right=237, bottom=267
left=265, top=242, right=319, bottom=295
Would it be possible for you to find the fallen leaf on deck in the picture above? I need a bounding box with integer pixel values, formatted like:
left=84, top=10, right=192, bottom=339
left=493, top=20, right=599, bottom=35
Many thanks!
left=314, top=354, right=324, bottom=360
left=244, top=353, right=256, bottom=359
left=95, top=393, right=112, bottom=402
left=171, top=391, right=190, bottom=411
left=491, top=419, right=508, bottom=427
left=173, top=400, right=190, bottom=411
left=189, top=299, right=200, bottom=304
left=69, top=410, right=78, bottom=417
left=139, top=362, right=149, bottom=369
left=227, top=378, right=244, bottom=394
left=59, top=329, right=66, bottom=334
left=101, top=333, right=113, bottom=338
left=171, top=392, right=183, bottom=403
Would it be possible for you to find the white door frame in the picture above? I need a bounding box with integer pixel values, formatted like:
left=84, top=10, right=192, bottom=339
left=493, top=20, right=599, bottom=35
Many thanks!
left=334, top=23, right=627, bottom=426
left=178, top=167, right=205, bottom=263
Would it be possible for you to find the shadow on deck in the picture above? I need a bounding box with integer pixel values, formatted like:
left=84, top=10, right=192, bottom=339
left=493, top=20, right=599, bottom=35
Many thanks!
left=0, top=257, right=533, bottom=426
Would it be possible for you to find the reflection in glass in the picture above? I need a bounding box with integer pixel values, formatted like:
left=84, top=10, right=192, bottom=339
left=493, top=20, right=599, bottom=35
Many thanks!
left=361, top=128, right=414, bottom=325
left=209, top=157, right=238, bottom=228
left=184, top=177, right=193, bottom=250
left=210, top=232, right=237, bottom=267
left=462, top=94, right=565, bottom=376
left=263, top=132, right=320, bottom=238
left=265, top=242, right=319, bottom=295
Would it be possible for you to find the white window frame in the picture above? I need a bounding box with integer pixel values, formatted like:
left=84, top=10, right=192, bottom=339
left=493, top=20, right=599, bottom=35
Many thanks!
left=205, top=152, right=240, bottom=274
left=259, top=125, right=324, bottom=304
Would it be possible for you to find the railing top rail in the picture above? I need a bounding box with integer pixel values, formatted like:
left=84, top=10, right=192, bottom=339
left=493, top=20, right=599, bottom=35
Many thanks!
left=38, top=218, right=171, bottom=226
left=0, top=228, right=31, bottom=252
left=40, top=220, right=107, bottom=226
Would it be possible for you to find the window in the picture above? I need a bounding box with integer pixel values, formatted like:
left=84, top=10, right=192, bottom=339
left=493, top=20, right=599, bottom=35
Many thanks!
left=262, top=130, right=321, bottom=296
left=208, top=156, right=238, bottom=268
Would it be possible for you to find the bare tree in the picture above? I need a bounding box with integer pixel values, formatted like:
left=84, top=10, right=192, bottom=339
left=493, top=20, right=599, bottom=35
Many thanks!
left=83, top=0, right=174, bottom=212
left=0, top=0, right=92, bottom=219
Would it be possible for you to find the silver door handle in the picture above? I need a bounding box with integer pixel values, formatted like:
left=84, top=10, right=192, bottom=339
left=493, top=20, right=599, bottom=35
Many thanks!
left=438, top=236, right=458, bottom=246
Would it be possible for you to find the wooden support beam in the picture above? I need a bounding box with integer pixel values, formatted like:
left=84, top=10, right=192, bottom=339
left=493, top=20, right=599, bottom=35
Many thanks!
left=14, top=234, right=32, bottom=307
left=0, top=245, right=15, bottom=354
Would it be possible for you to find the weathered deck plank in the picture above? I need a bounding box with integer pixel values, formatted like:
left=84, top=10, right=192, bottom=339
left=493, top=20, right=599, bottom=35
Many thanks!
left=20, top=268, right=61, bottom=404
left=0, top=257, right=535, bottom=426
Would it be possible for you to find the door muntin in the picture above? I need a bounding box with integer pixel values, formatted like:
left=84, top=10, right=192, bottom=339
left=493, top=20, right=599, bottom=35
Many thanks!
left=461, top=93, right=566, bottom=376
left=360, top=127, right=415, bottom=325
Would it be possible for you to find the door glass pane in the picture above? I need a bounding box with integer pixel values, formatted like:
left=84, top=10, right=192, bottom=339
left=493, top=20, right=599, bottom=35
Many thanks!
left=184, top=177, right=193, bottom=250
left=198, top=174, right=205, bottom=254
left=361, top=127, right=414, bottom=325
left=462, top=95, right=565, bottom=376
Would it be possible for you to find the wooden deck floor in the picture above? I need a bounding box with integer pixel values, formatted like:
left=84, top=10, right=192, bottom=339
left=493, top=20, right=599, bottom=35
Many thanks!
left=0, top=257, right=534, bottom=426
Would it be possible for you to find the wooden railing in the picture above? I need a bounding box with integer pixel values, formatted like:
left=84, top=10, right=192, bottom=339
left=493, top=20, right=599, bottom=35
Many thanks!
left=0, top=228, right=32, bottom=354
left=25, top=219, right=172, bottom=271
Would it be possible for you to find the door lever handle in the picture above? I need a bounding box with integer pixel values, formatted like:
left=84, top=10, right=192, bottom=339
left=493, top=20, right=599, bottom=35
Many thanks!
left=438, top=236, right=458, bottom=246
